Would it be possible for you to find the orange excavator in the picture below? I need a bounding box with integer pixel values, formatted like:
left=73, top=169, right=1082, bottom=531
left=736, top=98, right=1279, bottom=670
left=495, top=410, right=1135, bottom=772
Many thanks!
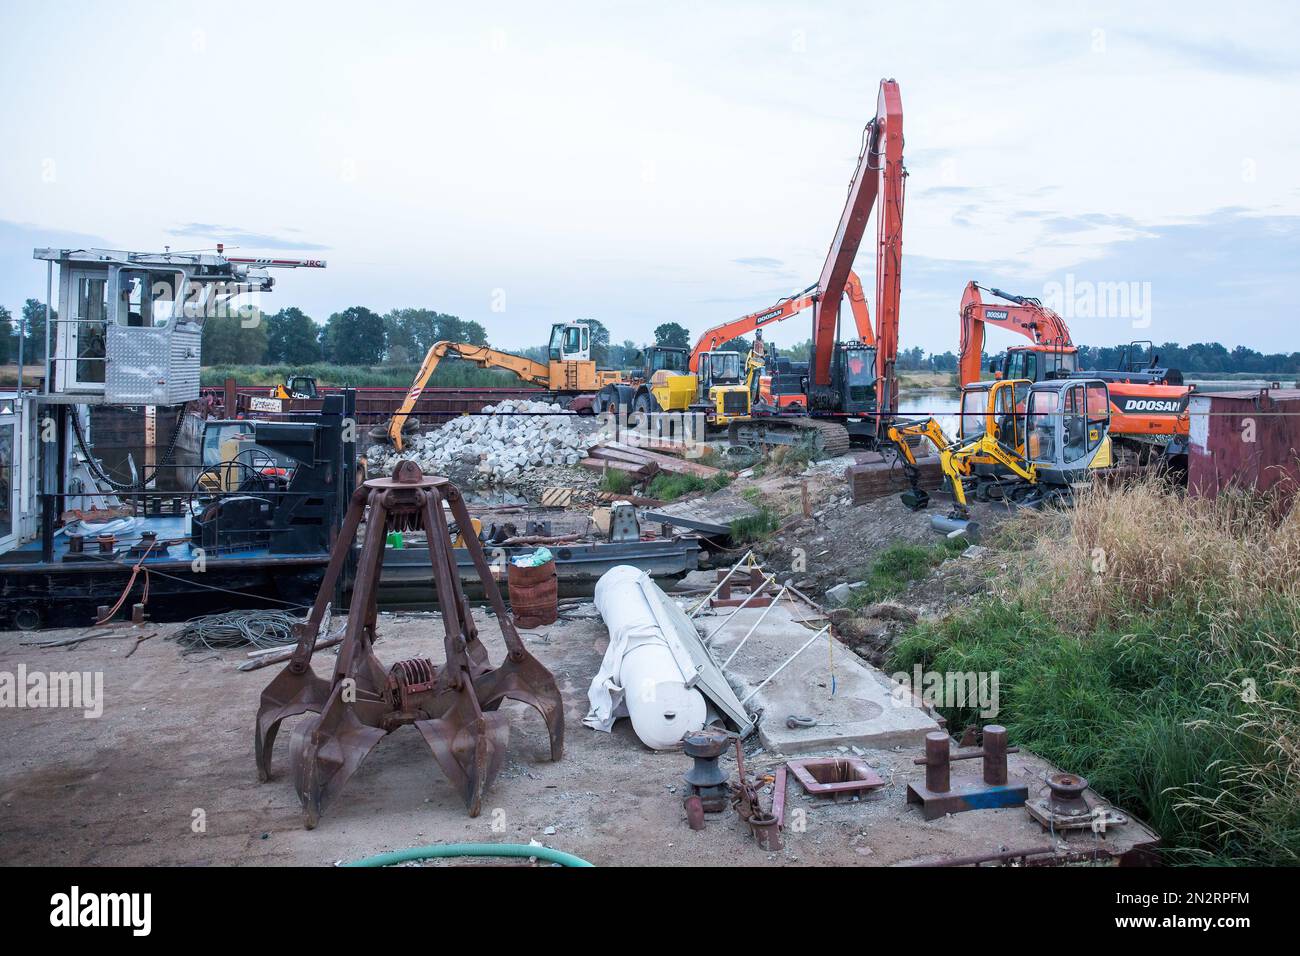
left=688, top=270, right=873, bottom=410
left=688, top=270, right=874, bottom=367
left=958, top=282, right=1191, bottom=459
left=729, top=77, right=905, bottom=450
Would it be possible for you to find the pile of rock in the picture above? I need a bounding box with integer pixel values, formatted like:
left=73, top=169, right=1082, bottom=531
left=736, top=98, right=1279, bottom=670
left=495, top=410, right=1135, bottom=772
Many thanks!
left=369, top=399, right=594, bottom=489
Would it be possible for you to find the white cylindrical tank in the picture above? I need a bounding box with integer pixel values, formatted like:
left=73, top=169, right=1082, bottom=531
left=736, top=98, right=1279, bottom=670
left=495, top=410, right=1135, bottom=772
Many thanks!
left=590, top=565, right=706, bottom=749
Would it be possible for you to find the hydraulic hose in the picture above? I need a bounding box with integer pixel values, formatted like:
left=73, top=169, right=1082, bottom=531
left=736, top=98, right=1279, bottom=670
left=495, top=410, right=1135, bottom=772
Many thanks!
left=342, top=843, right=595, bottom=868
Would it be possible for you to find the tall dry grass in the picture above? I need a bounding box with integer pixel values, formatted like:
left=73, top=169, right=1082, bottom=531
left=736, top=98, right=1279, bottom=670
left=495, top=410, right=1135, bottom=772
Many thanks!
left=893, top=475, right=1300, bottom=863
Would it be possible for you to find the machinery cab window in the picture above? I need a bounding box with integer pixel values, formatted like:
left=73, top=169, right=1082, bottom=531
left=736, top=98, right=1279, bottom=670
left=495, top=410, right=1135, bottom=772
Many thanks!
left=1061, top=381, right=1109, bottom=463
left=1025, top=387, right=1059, bottom=463
left=114, top=268, right=183, bottom=328
left=959, top=385, right=993, bottom=443
left=700, top=351, right=742, bottom=388
left=647, top=348, right=687, bottom=375
left=549, top=322, right=591, bottom=362
left=1005, top=349, right=1037, bottom=383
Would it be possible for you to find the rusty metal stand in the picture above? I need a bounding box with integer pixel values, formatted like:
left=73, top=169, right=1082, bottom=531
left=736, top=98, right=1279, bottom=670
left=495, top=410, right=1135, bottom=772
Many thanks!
left=253, top=462, right=564, bottom=827
left=905, top=726, right=1027, bottom=820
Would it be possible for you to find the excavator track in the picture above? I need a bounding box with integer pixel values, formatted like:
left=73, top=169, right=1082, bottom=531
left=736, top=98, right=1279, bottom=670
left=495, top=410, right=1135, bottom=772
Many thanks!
left=728, top=417, right=851, bottom=458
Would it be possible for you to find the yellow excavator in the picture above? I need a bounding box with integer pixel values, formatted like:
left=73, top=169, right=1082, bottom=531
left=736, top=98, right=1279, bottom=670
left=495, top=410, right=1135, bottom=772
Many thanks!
left=384, top=322, right=624, bottom=450
left=886, top=377, right=1115, bottom=539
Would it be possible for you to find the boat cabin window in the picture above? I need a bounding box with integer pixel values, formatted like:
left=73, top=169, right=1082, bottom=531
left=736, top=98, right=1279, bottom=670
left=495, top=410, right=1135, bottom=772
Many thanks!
left=116, top=269, right=182, bottom=328
left=74, top=275, right=109, bottom=384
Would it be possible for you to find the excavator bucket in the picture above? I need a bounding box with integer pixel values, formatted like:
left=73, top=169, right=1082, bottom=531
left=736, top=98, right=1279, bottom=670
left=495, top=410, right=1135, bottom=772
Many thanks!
left=900, top=488, right=930, bottom=511
left=416, top=677, right=510, bottom=818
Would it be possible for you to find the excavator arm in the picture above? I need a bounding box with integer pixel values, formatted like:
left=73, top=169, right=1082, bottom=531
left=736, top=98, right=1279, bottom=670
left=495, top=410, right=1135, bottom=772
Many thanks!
left=688, top=270, right=874, bottom=372
left=387, top=342, right=552, bottom=450
left=958, top=281, right=1074, bottom=386
left=813, top=79, right=904, bottom=396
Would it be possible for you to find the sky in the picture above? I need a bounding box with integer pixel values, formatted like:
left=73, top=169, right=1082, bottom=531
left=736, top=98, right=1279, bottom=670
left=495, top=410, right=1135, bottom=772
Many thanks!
left=1, top=0, right=1298, bottom=357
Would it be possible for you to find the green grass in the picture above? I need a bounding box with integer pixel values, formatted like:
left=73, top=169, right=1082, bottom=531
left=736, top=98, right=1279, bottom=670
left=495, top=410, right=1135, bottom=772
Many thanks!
left=201, top=362, right=535, bottom=389
left=646, top=470, right=731, bottom=502
left=885, top=480, right=1300, bottom=865
left=729, top=506, right=781, bottom=543
left=846, top=539, right=968, bottom=607
left=599, top=469, right=634, bottom=495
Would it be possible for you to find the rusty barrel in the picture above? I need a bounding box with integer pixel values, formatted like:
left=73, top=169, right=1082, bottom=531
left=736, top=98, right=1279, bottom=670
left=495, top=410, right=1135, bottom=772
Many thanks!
left=507, top=557, right=558, bottom=628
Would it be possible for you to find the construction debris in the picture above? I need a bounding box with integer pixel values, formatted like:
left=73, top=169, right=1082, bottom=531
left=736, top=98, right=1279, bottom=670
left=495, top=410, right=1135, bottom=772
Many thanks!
left=367, top=399, right=597, bottom=491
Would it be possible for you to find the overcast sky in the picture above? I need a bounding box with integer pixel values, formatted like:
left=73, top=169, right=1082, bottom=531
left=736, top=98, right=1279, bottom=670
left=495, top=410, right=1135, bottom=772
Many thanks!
left=2, top=1, right=1297, bottom=356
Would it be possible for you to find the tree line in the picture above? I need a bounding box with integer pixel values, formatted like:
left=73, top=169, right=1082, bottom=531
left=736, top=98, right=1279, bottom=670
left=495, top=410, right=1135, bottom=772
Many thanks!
left=3, top=298, right=1299, bottom=375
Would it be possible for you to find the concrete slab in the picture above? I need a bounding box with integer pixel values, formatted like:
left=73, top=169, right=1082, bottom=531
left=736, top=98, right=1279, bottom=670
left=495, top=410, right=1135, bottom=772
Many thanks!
left=696, top=602, right=940, bottom=753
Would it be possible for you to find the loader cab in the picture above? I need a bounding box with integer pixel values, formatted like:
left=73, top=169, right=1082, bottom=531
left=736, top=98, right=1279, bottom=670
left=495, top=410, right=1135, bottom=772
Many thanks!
left=548, top=322, right=592, bottom=362
left=1024, top=379, right=1112, bottom=484
left=641, top=346, right=689, bottom=381
left=698, top=350, right=743, bottom=390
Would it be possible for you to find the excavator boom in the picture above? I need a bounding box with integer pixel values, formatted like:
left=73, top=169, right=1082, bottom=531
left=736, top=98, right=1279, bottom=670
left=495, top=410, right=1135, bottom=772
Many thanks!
left=958, top=282, right=1074, bottom=386
left=688, top=270, right=874, bottom=372
left=387, top=342, right=552, bottom=450
left=813, top=79, right=904, bottom=394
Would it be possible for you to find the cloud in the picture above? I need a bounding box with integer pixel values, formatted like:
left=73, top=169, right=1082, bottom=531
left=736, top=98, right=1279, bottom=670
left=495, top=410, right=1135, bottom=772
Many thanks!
left=1130, top=30, right=1298, bottom=77
left=0, top=219, right=114, bottom=312
left=167, top=223, right=330, bottom=251
left=732, top=256, right=785, bottom=270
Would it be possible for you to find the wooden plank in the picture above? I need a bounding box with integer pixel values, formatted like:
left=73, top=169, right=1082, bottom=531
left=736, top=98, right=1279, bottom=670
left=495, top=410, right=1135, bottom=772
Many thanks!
left=540, top=487, right=574, bottom=507
left=601, top=440, right=723, bottom=478
left=589, top=446, right=657, bottom=466
left=580, top=458, right=654, bottom=477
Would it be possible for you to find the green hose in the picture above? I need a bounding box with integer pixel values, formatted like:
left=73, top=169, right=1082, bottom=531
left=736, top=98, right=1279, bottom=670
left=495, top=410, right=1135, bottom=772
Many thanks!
left=342, top=842, right=595, bottom=868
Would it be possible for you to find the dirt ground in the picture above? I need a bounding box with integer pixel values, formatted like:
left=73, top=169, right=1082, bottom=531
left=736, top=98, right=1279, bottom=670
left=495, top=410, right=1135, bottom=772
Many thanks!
left=0, top=604, right=1153, bottom=866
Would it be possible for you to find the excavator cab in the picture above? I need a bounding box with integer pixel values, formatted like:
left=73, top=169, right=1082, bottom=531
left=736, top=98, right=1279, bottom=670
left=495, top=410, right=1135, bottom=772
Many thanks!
left=832, top=341, right=879, bottom=416
left=547, top=322, right=593, bottom=362
left=1023, top=379, right=1113, bottom=485
left=995, top=345, right=1079, bottom=383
